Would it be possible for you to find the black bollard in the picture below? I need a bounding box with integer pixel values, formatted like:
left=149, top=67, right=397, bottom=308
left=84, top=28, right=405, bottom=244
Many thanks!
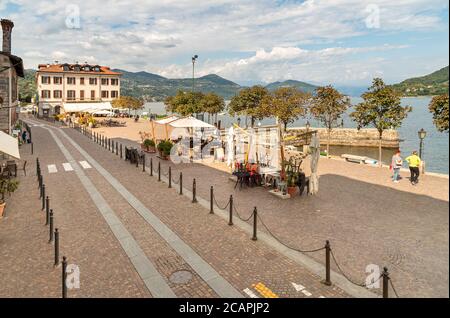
left=31, top=142, right=34, bottom=155
left=150, top=158, right=153, bottom=176
left=116, top=142, right=118, bottom=155
left=192, top=179, right=197, bottom=203
left=54, top=228, right=60, bottom=266
left=324, top=240, right=332, bottom=286
left=179, top=172, right=183, bottom=195
left=228, top=195, right=233, bottom=225
left=168, top=167, right=172, bottom=188
left=41, top=185, right=46, bottom=210
left=158, top=162, right=161, bottom=181
left=210, top=186, right=214, bottom=214
left=252, top=207, right=257, bottom=241
left=49, top=209, right=54, bottom=242
left=382, top=267, right=389, bottom=298
left=45, top=196, right=50, bottom=225
left=142, top=154, right=146, bottom=172
left=62, top=256, right=67, bottom=298
left=108, top=139, right=111, bottom=151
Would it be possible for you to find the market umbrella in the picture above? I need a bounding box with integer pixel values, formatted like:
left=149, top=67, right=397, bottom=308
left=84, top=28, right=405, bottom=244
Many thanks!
left=0, top=131, right=20, bottom=159
left=309, top=133, right=320, bottom=195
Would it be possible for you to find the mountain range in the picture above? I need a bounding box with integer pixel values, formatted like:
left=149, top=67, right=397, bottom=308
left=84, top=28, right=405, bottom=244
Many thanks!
left=390, top=66, right=449, bottom=96
left=17, top=65, right=449, bottom=103
left=114, top=69, right=317, bottom=101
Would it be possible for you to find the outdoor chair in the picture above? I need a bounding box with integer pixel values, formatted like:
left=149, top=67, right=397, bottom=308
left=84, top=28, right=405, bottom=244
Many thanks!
left=22, top=160, right=27, bottom=176
left=6, top=161, right=17, bottom=178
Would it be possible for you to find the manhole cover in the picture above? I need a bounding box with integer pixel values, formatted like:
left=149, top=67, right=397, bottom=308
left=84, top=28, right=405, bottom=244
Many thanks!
left=169, top=270, right=193, bottom=284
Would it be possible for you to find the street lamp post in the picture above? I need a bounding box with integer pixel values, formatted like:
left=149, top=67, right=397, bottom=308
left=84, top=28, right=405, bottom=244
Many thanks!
left=418, top=128, right=427, bottom=159
left=306, top=120, right=310, bottom=144
left=192, top=55, right=198, bottom=92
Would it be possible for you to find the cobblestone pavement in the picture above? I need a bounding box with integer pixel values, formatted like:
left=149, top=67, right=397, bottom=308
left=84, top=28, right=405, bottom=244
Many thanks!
left=0, top=127, right=150, bottom=298
left=4, top=118, right=351, bottom=298
left=111, top=132, right=448, bottom=298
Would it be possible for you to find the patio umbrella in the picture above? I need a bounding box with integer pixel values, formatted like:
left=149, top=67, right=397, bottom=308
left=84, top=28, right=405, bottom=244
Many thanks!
left=309, top=133, right=320, bottom=195
left=0, top=131, right=20, bottom=159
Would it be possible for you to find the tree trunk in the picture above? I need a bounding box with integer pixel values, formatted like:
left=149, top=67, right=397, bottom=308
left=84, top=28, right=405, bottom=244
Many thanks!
left=327, top=129, right=331, bottom=158
left=378, top=131, right=383, bottom=167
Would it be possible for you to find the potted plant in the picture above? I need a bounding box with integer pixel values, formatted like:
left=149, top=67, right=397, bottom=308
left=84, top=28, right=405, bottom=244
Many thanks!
left=157, top=140, right=173, bottom=160
left=143, top=139, right=156, bottom=153
left=0, top=178, right=19, bottom=217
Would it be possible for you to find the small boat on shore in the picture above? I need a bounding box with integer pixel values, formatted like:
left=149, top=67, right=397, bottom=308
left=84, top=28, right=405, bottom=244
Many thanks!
left=341, top=154, right=378, bottom=165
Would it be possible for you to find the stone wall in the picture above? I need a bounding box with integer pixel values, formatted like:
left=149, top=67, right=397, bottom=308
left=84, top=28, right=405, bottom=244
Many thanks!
left=287, top=127, right=400, bottom=148
left=0, top=54, right=10, bottom=132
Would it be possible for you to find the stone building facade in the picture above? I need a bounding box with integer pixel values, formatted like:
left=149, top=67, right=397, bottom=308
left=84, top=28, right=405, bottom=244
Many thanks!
left=0, top=19, right=24, bottom=134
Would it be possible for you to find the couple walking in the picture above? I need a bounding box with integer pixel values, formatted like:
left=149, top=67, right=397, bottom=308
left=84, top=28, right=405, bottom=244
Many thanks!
left=391, top=150, right=422, bottom=185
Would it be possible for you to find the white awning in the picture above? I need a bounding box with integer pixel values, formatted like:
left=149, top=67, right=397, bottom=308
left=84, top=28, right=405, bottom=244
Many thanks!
left=63, top=102, right=112, bottom=113
left=155, top=115, right=179, bottom=124
left=169, top=116, right=215, bottom=128
left=0, top=131, right=20, bottom=159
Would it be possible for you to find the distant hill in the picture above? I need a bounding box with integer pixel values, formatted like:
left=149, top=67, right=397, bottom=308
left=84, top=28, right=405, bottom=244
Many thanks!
left=18, top=68, right=320, bottom=103
left=265, top=79, right=318, bottom=93
left=115, top=69, right=241, bottom=101
left=18, top=69, right=36, bottom=103
left=391, top=66, right=449, bottom=96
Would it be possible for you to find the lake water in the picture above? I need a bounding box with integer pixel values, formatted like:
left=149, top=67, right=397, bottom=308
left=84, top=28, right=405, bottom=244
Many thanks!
left=142, top=96, right=449, bottom=174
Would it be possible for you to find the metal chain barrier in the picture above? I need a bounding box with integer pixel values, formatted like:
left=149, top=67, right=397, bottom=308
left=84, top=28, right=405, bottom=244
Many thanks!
left=330, top=249, right=368, bottom=287
left=389, top=278, right=400, bottom=298
left=232, top=203, right=254, bottom=222
left=212, top=193, right=230, bottom=210
left=171, top=174, right=181, bottom=185
left=256, top=213, right=326, bottom=253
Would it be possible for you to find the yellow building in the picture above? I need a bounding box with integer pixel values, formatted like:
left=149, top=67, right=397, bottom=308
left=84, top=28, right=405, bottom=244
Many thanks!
left=36, top=62, right=121, bottom=116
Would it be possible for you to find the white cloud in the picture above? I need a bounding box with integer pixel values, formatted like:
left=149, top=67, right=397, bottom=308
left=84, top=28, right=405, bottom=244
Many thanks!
left=1, top=0, right=447, bottom=85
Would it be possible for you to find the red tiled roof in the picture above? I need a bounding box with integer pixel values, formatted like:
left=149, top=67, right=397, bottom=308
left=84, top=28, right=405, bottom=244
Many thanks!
left=37, top=63, right=121, bottom=75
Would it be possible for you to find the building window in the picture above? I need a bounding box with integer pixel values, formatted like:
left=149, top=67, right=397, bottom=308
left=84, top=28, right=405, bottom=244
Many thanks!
left=67, top=77, right=76, bottom=85
left=80, top=77, right=85, bottom=85
left=89, top=78, right=97, bottom=85
left=101, top=91, right=109, bottom=98
left=41, top=90, right=51, bottom=98
left=67, top=90, right=76, bottom=100
left=111, top=91, right=119, bottom=98
left=63, top=64, right=70, bottom=71
left=90, top=90, right=96, bottom=100
left=101, top=78, right=109, bottom=85
left=74, top=65, right=81, bottom=72
left=42, top=76, right=51, bottom=84
left=111, top=78, right=119, bottom=86
left=80, top=90, right=85, bottom=100
left=53, top=77, right=62, bottom=85
left=53, top=90, right=62, bottom=99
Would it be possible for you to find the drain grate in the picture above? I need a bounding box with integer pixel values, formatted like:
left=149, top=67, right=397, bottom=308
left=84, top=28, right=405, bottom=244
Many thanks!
left=169, top=270, right=193, bottom=284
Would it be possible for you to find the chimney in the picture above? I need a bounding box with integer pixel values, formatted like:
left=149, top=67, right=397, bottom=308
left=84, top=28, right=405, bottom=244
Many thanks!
left=1, top=19, right=14, bottom=54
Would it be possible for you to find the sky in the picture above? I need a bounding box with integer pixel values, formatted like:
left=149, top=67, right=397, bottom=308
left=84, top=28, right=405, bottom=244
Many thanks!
left=1, top=0, right=449, bottom=86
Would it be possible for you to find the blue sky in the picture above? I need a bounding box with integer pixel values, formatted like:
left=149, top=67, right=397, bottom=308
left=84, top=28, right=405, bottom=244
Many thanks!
left=1, top=0, right=448, bottom=86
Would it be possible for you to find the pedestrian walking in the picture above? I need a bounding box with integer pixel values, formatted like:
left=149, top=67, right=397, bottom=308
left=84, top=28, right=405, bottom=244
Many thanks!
left=405, top=151, right=421, bottom=185
left=21, top=129, right=27, bottom=143
left=391, top=150, right=403, bottom=183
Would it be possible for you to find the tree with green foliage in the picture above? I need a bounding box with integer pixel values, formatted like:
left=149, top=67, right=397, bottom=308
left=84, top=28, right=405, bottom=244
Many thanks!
left=351, top=78, right=411, bottom=166
left=112, top=96, right=144, bottom=115
left=262, top=87, right=310, bottom=131
left=200, top=92, right=225, bottom=124
left=164, top=90, right=204, bottom=116
left=428, top=94, right=449, bottom=133
left=228, top=86, right=269, bottom=127
left=310, top=85, right=351, bottom=157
